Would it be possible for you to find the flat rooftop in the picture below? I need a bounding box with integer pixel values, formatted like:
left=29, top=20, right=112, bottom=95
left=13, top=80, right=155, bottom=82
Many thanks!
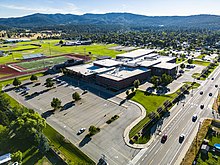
left=138, top=60, right=161, bottom=67
left=93, top=59, right=123, bottom=67
left=98, top=67, right=150, bottom=81
left=66, top=64, right=114, bottom=76
left=152, top=62, right=178, bottom=70
left=116, top=49, right=155, bottom=59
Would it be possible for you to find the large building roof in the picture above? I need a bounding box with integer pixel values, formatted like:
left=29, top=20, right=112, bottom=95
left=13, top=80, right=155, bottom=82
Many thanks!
left=138, top=60, right=161, bottom=67
left=66, top=64, right=114, bottom=76
left=152, top=63, right=178, bottom=70
left=116, top=49, right=155, bottom=59
left=93, top=59, right=123, bottom=67
left=98, top=67, right=150, bottom=81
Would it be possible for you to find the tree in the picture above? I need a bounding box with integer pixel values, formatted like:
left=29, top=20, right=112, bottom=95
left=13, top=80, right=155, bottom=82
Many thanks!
left=180, top=63, right=185, bottom=69
left=131, top=87, right=135, bottom=93
left=0, top=93, right=10, bottom=110
left=35, top=132, right=50, bottom=154
left=161, top=74, right=173, bottom=85
left=10, top=111, right=46, bottom=139
left=72, top=92, right=81, bottom=101
left=45, top=78, right=54, bottom=88
left=126, top=90, right=130, bottom=96
left=89, top=125, right=100, bottom=136
left=0, top=110, right=9, bottom=126
left=11, top=151, right=22, bottom=163
left=188, top=59, right=193, bottom=64
left=13, top=78, right=21, bottom=87
left=51, top=98, right=62, bottom=110
left=30, top=74, right=38, bottom=81
left=133, top=79, right=140, bottom=89
left=150, top=76, right=161, bottom=87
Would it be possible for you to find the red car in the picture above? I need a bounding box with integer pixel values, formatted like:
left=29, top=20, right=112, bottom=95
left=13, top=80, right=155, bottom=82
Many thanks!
left=161, top=134, right=168, bottom=143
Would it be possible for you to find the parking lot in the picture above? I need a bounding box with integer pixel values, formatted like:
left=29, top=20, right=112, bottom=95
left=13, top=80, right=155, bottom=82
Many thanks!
left=6, top=74, right=141, bottom=165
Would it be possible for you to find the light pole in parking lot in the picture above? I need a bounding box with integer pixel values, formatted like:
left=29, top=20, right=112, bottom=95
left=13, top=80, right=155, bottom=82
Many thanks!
left=63, top=125, right=66, bottom=140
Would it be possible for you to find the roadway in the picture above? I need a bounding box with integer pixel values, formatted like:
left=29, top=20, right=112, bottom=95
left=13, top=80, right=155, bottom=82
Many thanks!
left=133, top=66, right=220, bottom=165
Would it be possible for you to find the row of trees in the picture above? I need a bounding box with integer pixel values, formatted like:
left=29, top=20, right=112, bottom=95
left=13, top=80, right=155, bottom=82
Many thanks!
left=51, top=92, right=81, bottom=110
left=150, top=73, right=173, bottom=88
left=0, top=92, right=49, bottom=163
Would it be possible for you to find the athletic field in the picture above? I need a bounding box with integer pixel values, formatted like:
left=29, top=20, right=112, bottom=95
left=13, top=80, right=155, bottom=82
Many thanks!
left=11, top=56, right=71, bottom=72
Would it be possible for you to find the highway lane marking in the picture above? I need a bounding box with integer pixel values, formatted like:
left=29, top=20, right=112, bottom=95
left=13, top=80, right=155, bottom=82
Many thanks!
left=149, top=159, right=154, bottom=165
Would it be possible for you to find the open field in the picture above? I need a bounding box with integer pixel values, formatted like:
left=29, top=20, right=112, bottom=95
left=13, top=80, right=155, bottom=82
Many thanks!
left=0, top=44, right=39, bottom=51
left=0, top=40, right=122, bottom=64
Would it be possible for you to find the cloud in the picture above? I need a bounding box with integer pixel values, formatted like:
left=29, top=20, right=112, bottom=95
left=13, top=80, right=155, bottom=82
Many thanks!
left=0, top=2, right=83, bottom=15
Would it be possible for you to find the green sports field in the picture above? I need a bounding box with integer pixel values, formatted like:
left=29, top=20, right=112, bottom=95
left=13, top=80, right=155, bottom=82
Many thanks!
left=0, top=40, right=123, bottom=65
left=14, top=56, right=70, bottom=71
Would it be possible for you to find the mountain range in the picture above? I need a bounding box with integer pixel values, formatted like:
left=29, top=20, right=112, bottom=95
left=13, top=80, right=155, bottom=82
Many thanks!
left=1, top=13, right=220, bottom=29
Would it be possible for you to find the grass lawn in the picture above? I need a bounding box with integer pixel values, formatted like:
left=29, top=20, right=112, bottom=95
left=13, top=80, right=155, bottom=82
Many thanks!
left=129, top=90, right=177, bottom=138
left=181, top=119, right=212, bottom=165
left=43, top=124, right=95, bottom=165
left=0, top=40, right=122, bottom=64
left=184, top=82, right=201, bottom=89
left=196, top=54, right=206, bottom=59
left=132, top=90, right=176, bottom=112
left=196, top=121, right=220, bottom=165
left=176, top=58, right=186, bottom=64
left=193, top=60, right=210, bottom=66
left=16, top=56, right=70, bottom=71
left=130, top=82, right=201, bottom=142
left=0, top=72, right=44, bottom=90
left=192, top=64, right=218, bottom=80
left=0, top=45, right=39, bottom=52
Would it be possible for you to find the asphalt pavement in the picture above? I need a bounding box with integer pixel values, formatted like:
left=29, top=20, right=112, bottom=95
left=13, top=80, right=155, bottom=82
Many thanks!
left=130, top=65, right=220, bottom=165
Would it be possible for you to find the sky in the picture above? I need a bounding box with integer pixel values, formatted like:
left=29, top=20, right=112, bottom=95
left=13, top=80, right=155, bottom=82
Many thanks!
left=0, top=0, right=220, bottom=18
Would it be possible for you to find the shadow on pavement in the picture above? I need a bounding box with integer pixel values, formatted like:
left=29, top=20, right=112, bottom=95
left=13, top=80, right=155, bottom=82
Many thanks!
left=41, top=110, right=55, bottom=119
left=78, top=135, right=92, bottom=147
left=60, top=101, right=75, bottom=111
left=25, top=88, right=51, bottom=100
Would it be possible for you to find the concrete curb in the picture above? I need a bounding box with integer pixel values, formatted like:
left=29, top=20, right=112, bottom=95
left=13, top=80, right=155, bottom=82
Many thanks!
left=123, top=100, right=147, bottom=149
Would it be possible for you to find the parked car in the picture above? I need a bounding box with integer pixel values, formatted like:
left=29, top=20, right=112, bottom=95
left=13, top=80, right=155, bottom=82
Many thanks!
left=200, top=91, right=203, bottom=95
left=211, top=77, right=214, bottom=80
left=209, top=93, right=212, bottom=96
left=15, top=88, right=22, bottom=92
left=82, top=90, right=88, bottom=95
left=77, top=128, right=86, bottom=135
left=215, top=85, right=218, bottom=88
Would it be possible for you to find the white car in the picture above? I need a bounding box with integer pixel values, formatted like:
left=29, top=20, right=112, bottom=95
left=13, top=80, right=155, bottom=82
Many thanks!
left=77, top=128, right=86, bottom=134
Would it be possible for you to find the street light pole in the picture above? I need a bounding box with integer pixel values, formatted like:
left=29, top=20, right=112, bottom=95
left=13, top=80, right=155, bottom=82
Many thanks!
left=63, top=125, right=66, bottom=140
